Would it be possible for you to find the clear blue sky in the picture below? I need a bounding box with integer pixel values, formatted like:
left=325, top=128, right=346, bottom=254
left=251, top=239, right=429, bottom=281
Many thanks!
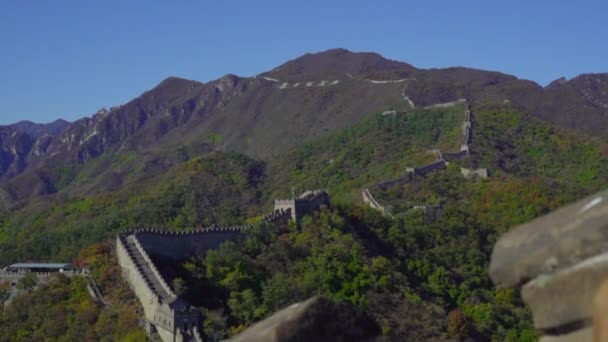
left=1, top=1, right=606, bottom=124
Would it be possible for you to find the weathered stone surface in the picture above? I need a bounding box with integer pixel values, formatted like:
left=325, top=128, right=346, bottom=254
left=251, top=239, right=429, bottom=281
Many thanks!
left=489, top=189, right=608, bottom=288
left=522, top=251, right=608, bottom=329
left=227, top=296, right=380, bottom=342
left=593, top=278, right=608, bottom=342
left=539, top=327, right=592, bottom=342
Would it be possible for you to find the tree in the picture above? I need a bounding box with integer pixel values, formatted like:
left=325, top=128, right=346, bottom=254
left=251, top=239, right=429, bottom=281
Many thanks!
left=172, top=277, right=188, bottom=296
left=17, top=273, right=38, bottom=293
left=203, top=308, right=227, bottom=342
left=0, top=281, right=11, bottom=309
left=447, top=308, right=468, bottom=340
left=228, top=289, right=265, bottom=323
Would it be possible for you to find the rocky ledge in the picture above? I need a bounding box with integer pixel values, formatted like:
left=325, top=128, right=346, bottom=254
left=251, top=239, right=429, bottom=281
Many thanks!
left=227, top=296, right=380, bottom=342
left=490, top=189, right=608, bottom=341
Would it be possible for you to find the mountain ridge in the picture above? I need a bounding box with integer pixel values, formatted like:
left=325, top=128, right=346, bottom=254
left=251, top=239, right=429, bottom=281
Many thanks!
left=0, top=48, right=606, bottom=198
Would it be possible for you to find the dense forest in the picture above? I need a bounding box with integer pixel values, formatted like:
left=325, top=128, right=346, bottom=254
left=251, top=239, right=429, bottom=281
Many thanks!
left=1, top=103, right=607, bottom=340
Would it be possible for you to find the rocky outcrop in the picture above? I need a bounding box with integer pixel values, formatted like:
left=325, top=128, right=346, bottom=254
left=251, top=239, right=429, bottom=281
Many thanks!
left=0, top=127, right=33, bottom=180
left=227, top=296, right=380, bottom=342
left=489, top=189, right=608, bottom=340
left=9, top=119, right=71, bottom=139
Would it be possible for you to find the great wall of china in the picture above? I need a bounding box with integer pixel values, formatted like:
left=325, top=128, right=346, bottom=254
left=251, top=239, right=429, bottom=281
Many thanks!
left=117, top=191, right=329, bottom=342
left=115, top=73, right=491, bottom=340
left=258, top=71, right=413, bottom=90
left=361, top=98, right=487, bottom=216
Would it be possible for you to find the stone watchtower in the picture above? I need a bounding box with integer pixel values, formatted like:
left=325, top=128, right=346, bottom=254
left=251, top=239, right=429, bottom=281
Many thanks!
left=274, top=190, right=330, bottom=223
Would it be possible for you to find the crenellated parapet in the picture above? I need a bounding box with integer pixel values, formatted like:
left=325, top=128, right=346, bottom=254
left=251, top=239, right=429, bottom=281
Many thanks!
left=274, top=190, right=330, bottom=223
left=259, top=208, right=292, bottom=224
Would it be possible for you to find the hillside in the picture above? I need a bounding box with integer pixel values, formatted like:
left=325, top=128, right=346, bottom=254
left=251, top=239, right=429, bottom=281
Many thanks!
left=1, top=93, right=608, bottom=339
left=9, top=119, right=71, bottom=138
left=1, top=49, right=607, bottom=208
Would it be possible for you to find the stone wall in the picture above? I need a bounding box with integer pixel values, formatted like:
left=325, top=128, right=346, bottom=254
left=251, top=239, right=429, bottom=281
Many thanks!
left=362, top=98, right=481, bottom=215
left=274, top=190, right=330, bottom=223
left=116, top=235, right=160, bottom=319
left=362, top=188, right=386, bottom=215
left=274, top=199, right=297, bottom=221
left=135, top=228, right=246, bottom=261
left=460, top=167, right=488, bottom=179
left=442, top=150, right=469, bottom=161
left=424, top=98, right=467, bottom=109
left=376, top=171, right=415, bottom=190
left=118, top=197, right=315, bottom=341
left=132, top=235, right=177, bottom=301
left=489, top=189, right=608, bottom=341
left=117, top=230, right=214, bottom=341
left=414, top=160, right=448, bottom=176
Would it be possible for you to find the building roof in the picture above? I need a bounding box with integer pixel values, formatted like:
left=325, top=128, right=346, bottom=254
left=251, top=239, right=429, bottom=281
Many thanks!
left=8, top=263, right=74, bottom=269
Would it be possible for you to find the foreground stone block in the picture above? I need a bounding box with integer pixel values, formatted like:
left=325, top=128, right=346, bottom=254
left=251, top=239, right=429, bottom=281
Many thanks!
left=593, top=278, right=608, bottom=342
left=227, top=296, right=380, bottom=342
left=521, top=251, right=608, bottom=329
left=538, top=327, right=592, bottom=342
left=490, top=189, right=608, bottom=288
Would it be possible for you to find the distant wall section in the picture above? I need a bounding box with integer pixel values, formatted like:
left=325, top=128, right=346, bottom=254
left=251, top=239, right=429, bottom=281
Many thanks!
left=274, top=190, right=330, bottom=222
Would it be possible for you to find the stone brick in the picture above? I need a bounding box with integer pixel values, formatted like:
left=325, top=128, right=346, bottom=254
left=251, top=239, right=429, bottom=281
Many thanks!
left=227, top=296, right=380, bottom=342
left=593, top=278, right=608, bottom=342
left=539, top=327, right=592, bottom=342
left=489, top=189, right=608, bottom=288
left=521, top=251, right=608, bottom=329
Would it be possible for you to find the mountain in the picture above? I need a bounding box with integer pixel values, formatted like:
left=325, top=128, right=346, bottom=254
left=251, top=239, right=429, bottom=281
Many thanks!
left=0, top=119, right=71, bottom=182
left=0, top=49, right=606, bottom=204
left=261, top=48, right=416, bottom=81
left=0, top=127, right=32, bottom=180
left=9, top=119, right=71, bottom=138
left=542, top=73, right=608, bottom=135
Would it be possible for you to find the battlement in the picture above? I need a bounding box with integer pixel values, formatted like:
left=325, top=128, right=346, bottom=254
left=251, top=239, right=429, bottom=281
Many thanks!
left=460, top=167, right=489, bottom=179
left=274, top=190, right=330, bottom=222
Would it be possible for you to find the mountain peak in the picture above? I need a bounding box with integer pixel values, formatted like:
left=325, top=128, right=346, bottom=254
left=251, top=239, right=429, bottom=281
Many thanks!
left=94, top=107, right=110, bottom=117
left=139, top=76, right=205, bottom=102
left=8, top=118, right=71, bottom=138
left=157, top=76, right=203, bottom=88
left=262, top=48, right=415, bottom=81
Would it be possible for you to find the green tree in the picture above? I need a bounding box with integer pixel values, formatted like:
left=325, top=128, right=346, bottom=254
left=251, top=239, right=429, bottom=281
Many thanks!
left=203, top=308, right=227, bottom=342
left=0, top=281, right=11, bottom=309
left=17, top=273, right=38, bottom=293
left=447, top=308, right=468, bottom=340
left=228, top=289, right=266, bottom=323
left=172, top=277, right=188, bottom=296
